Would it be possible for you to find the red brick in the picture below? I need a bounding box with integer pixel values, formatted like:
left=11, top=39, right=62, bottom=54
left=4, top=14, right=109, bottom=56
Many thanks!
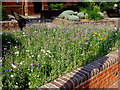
left=78, top=84, right=84, bottom=88
left=82, top=81, right=90, bottom=87
left=88, top=80, right=97, bottom=87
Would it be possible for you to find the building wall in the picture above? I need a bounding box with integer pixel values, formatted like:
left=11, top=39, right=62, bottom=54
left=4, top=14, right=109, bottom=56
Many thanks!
left=2, top=1, right=77, bottom=16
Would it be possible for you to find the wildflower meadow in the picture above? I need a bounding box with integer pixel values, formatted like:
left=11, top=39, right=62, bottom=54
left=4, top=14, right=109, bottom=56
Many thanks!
left=2, top=23, right=119, bottom=89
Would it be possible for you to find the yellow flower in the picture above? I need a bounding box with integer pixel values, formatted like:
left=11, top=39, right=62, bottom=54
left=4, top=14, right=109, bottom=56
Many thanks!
left=52, top=37, right=54, bottom=38
left=93, top=35, right=96, bottom=37
left=94, top=32, right=97, bottom=34
left=100, top=38, right=103, bottom=40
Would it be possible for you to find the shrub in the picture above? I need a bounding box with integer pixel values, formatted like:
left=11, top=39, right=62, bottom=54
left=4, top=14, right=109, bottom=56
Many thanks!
left=68, top=15, right=79, bottom=21
left=97, top=12, right=104, bottom=18
left=77, top=12, right=85, bottom=19
left=49, top=3, right=65, bottom=10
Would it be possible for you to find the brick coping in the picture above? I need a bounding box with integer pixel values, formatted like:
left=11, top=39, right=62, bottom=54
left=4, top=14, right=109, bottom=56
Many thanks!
left=39, top=50, right=119, bottom=89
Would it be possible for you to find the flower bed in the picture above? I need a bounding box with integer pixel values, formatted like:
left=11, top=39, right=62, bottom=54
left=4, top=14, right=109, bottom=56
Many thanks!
left=2, top=23, right=119, bottom=89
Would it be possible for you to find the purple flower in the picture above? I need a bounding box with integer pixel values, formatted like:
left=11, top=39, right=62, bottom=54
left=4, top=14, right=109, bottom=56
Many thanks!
left=80, top=45, right=83, bottom=47
left=4, top=74, right=6, bottom=76
left=9, top=70, right=13, bottom=72
left=93, top=37, right=97, bottom=39
left=63, top=28, right=68, bottom=30
left=36, top=64, right=39, bottom=66
left=5, top=70, right=9, bottom=71
left=2, top=33, right=5, bottom=34
left=0, top=72, right=3, bottom=73
left=30, top=64, right=34, bottom=66
left=67, top=38, right=70, bottom=40
left=109, top=39, right=112, bottom=40
left=38, top=67, right=40, bottom=68
left=27, top=34, right=30, bottom=35
left=65, top=43, right=68, bottom=44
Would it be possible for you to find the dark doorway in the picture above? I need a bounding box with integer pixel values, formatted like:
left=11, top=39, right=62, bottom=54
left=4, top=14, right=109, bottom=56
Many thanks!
left=33, top=2, right=42, bottom=13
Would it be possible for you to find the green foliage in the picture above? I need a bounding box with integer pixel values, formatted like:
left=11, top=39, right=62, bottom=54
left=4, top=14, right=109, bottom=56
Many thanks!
left=80, top=5, right=103, bottom=21
left=49, top=3, right=65, bottom=10
left=59, top=10, right=78, bottom=21
left=68, top=15, right=79, bottom=21
left=2, top=24, right=119, bottom=88
left=77, top=12, right=85, bottom=19
left=0, top=4, right=8, bottom=21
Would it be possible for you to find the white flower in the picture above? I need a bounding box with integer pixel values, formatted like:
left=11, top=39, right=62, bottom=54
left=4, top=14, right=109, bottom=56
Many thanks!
left=15, top=51, right=19, bottom=55
left=10, top=75, right=14, bottom=77
left=23, top=32, right=25, bottom=34
left=31, top=55, right=34, bottom=57
left=37, top=55, right=40, bottom=57
left=41, top=49, right=45, bottom=53
left=11, top=64, right=17, bottom=68
left=15, top=46, right=17, bottom=48
left=47, top=50, right=51, bottom=53
left=20, top=62, right=23, bottom=65
left=26, top=50, right=30, bottom=52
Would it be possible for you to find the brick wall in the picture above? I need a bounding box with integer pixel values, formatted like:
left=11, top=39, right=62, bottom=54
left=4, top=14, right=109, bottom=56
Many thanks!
left=39, top=50, right=119, bottom=89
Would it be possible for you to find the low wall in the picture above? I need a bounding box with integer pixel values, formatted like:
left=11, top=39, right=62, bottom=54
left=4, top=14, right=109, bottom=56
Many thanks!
left=52, top=18, right=118, bottom=26
left=39, top=50, right=119, bottom=89
left=1, top=20, right=19, bottom=30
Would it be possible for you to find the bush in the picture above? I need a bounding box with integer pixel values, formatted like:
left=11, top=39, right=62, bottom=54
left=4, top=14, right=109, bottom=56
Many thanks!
left=58, top=10, right=75, bottom=19
left=97, top=12, right=104, bottom=18
left=80, top=6, right=103, bottom=21
left=68, top=15, right=79, bottom=21
left=49, top=3, right=65, bottom=10
left=77, top=12, right=85, bottom=19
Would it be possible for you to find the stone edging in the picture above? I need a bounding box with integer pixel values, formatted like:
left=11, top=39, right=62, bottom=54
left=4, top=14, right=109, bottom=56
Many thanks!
left=39, top=50, right=119, bottom=89
left=52, top=18, right=118, bottom=25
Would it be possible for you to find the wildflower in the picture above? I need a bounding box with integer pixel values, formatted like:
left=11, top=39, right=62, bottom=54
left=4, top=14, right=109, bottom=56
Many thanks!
left=15, top=51, right=19, bottom=55
left=104, top=35, right=107, bottom=37
left=41, top=49, right=45, bottom=53
left=38, top=55, right=40, bottom=57
left=11, top=64, right=17, bottom=68
left=52, top=37, right=54, bottom=38
left=80, top=45, right=83, bottom=47
left=31, top=55, right=34, bottom=57
left=30, top=64, right=34, bottom=66
left=47, top=50, right=51, bottom=53
left=94, top=32, right=97, bottom=34
left=93, top=35, right=96, bottom=37
left=5, top=70, right=9, bottom=71
left=86, top=42, right=88, bottom=44
left=77, top=33, right=81, bottom=35
left=100, top=38, right=103, bottom=40
left=78, top=42, right=81, bottom=43
left=67, top=38, right=70, bottom=40
left=93, top=37, right=97, bottom=39
left=15, top=46, right=17, bottom=48
left=38, top=20, right=40, bottom=22
left=27, top=34, right=30, bottom=35
left=10, top=75, right=14, bottom=77
left=7, top=42, right=11, bottom=43
left=26, top=50, right=30, bottom=52
left=20, top=62, right=23, bottom=65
